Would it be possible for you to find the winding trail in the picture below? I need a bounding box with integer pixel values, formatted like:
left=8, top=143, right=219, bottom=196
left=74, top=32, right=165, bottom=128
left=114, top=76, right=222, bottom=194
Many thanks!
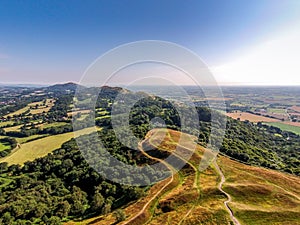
left=123, top=130, right=241, bottom=225
left=122, top=140, right=176, bottom=225
left=213, top=160, right=241, bottom=225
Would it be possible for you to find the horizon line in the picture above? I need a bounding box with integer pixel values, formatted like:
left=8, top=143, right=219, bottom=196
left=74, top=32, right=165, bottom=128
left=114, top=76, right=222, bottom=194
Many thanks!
left=1, top=81, right=300, bottom=87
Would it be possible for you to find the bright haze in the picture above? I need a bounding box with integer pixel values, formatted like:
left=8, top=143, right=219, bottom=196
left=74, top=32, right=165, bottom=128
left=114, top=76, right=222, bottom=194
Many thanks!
left=0, top=0, right=300, bottom=86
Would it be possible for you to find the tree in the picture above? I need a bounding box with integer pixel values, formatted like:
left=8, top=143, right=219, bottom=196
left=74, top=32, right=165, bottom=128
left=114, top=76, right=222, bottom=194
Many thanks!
left=0, top=162, right=8, bottom=172
left=113, top=209, right=126, bottom=222
left=2, top=212, right=13, bottom=225
left=69, top=186, right=88, bottom=215
left=90, top=191, right=105, bottom=213
left=56, top=201, right=71, bottom=218
left=47, top=216, right=61, bottom=225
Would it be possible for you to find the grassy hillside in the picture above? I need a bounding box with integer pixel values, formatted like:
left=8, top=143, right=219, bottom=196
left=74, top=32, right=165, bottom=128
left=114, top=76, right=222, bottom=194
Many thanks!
left=219, top=156, right=300, bottom=225
left=74, top=129, right=300, bottom=225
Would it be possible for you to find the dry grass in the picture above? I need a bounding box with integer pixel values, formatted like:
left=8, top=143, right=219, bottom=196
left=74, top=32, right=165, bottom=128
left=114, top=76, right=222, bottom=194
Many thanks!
left=3, top=125, right=22, bottom=132
left=4, top=107, right=29, bottom=118
left=67, top=110, right=91, bottom=117
left=29, top=98, right=55, bottom=114
left=227, top=112, right=280, bottom=122
left=290, top=105, right=300, bottom=113
left=4, top=98, right=55, bottom=118
left=0, top=121, right=14, bottom=128
left=218, top=156, right=300, bottom=224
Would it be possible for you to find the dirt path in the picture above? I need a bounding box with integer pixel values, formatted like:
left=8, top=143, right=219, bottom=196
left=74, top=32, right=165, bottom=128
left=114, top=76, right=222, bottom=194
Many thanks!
left=122, top=140, right=176, bottom=225
left=147, top=131, right=201, bottom=225
left=213, top=160, right=241, bottom=225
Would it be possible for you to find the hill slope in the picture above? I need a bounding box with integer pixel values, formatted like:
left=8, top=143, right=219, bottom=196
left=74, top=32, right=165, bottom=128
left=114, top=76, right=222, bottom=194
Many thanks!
left=72, top=128, right=300, bottom=225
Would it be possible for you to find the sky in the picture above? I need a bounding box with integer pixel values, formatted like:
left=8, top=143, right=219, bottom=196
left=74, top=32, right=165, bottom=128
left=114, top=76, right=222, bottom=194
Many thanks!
left=0, top=0, right=300, bottom=85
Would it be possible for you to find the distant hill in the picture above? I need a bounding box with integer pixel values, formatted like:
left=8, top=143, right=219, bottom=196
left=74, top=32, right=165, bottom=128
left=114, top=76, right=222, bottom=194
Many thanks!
left=45, top=82, right=85, bottom=93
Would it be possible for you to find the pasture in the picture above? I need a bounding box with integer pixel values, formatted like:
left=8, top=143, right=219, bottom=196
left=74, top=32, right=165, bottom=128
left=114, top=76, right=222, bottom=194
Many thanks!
left=265, top=122, right=300, bottom=135
left=0, top=127, right=96, bottom=165
left=226, top=112, right=280, bottom=122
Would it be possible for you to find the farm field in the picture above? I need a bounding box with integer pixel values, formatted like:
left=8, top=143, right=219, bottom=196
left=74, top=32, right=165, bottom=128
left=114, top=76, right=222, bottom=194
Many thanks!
left=0, top=127, right=96, bottom=165
left=265, top=122, right=300, bottom=135
left=0, top=121, right=14, bottom=128
left=290, top=106, right=300, bottom=113
left=16, top=134, right=48, bottom=144
left=29, top=98, right=55, bottom=114
left=67, top=109, right=91, bottom=117
left=267, top=108, right=286, bottom=114
left=3, top=124, right=22, bottom=132
left=3, top=98, right=55, bottom=118
left=3, top=106, right=29, bottom=118
left=0, top=141, right=10, bottom=152
left=37, top=121, right=68, bottom=129
left=283, top=121, right=300, bottom=127
left=226, top=112, right=280, bottom=122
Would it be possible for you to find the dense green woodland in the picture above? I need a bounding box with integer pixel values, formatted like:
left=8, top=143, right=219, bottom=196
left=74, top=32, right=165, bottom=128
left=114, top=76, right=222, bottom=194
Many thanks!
left=0, top=84, right=299, bottom=224
left=0, top=132, right=145, bottom=224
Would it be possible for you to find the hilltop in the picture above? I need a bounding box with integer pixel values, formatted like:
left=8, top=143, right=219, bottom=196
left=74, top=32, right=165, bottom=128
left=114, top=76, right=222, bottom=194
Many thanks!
left=73, top=128, right=300, bottom=225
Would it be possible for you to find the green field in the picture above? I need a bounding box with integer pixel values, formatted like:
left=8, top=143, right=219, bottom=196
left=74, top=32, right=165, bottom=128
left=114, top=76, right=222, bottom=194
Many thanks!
left=267, top=108, right=286, bottom=114
left=265, top=122, right=300, bottom=135
left=0, top=127, right=96, bottom=165
left=0, top=142, right=10, bottom=152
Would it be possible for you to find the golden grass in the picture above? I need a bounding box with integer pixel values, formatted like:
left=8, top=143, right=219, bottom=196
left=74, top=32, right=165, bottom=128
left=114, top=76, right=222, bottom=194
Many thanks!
left=29, top=98, right=55, bottom=114
left=218, top=156, right=300, bottom=224
left=4, top=106, right=29, bottom=118
left=67, top=110, right=91, bottom=117
left=290, top=105, right=300, bottom=113
left=4, top=98, right=55, bottom=118
left=3, top=125, right=22, bottom=132
left=226, top=112, right=280, bottom=122
left=0, top=121, right=14, bottom=128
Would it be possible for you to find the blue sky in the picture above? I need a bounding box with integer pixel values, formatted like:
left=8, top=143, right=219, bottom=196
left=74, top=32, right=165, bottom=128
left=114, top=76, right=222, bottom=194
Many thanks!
left=0, top=0, right=300, bottom=85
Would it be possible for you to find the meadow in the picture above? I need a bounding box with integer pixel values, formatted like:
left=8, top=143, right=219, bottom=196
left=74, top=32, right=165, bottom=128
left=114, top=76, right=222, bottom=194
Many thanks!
left=0, top=127, right=96, bottom=165
left=0, top=141, right=11, bottom=152
left=265, top=122, right=300, bottom=135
